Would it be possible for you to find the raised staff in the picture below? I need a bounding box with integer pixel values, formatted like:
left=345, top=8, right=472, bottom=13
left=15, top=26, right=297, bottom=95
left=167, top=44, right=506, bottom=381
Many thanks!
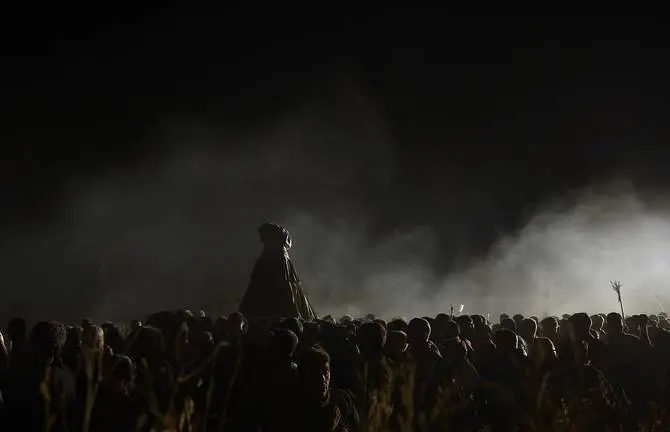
left=610, top=280, right=625, bottom=319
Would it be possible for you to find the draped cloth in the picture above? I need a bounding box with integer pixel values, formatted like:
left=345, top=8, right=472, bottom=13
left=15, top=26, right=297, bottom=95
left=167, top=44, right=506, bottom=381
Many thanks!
left=238, top=223, right=317, bottom=321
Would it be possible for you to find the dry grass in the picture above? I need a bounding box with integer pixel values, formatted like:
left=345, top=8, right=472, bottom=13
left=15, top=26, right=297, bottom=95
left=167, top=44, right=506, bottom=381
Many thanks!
left=42, top=364, right=669, bottom=432
left=353, top=361, right=670, bottom=432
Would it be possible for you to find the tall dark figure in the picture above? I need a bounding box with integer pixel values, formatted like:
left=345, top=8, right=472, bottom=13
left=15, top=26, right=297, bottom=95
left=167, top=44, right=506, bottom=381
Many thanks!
left=238, top=223, right=317, bottom=320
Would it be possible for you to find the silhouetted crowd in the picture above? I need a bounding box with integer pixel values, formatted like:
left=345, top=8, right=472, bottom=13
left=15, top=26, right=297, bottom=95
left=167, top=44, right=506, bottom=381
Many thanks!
left=0, top=309, right=669, bottom=431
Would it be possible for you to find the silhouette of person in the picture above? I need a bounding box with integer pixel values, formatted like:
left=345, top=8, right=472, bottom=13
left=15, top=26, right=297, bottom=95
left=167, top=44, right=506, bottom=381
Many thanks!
left=238, top=223, right=317, bottom=321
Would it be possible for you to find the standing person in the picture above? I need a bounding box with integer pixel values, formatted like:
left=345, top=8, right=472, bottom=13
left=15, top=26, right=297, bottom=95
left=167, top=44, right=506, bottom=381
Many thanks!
left=239, top=223, right=317, bottom=321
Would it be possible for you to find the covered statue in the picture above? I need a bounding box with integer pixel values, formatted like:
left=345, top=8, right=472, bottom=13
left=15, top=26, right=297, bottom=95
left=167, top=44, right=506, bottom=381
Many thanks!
left=238, top=223, right=317, bottom=320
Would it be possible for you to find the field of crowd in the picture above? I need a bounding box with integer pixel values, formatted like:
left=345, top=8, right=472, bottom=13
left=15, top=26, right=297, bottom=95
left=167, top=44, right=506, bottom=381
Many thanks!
left=0, top=309, right=668, bottom=431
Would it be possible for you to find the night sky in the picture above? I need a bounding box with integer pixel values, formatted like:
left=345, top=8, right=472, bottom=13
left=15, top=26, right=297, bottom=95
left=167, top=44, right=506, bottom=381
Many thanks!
left=2, top=11, right=669, bottom=320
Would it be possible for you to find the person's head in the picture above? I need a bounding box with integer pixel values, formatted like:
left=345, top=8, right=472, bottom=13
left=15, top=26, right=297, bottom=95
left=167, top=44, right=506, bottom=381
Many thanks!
left=539, top=317, right=559, bottom=336
left=258, top=223, right=291, bottom=250
left=590, top=314, right=605, bottom=331
left=569, top=313, right=592, bottom=339
left=388, top=318, right=408, bottom=333
left=280, top=317, right=303, bottom=338
left=474, top=322, right=492, bottom=341
left=82, top=325, right=105, bottom=351
left=269, top=328, right=299, bottom=360
left=356, top=321, right=387, bottom=357
left=108, top=355, right=135, bottom=394
left=126, top=326, right=165, bottom=367
left=31, top=321, right=67, bottom=361
left=385, top=330, right=408, bottom=358
left=407, top=318, right=431, bottom=344
left=493, top=328, right=517, bottom=352
left=606, top=312, right=624, bottom=335
left=339, top=315, right=353, bottom=325
left=455, top=315, right=474, bottom=337
left=519, top=318, right=538, bottom=340
left=501, top=318, right=517, bottom=333
left=297, top=346, right=331, bottom=400
left=443, top=320, right=460, bottom=340
left=374, top=318, right=387, bottom=329
left=65, top=326, right=81, bottom=348
left=435, top=313, right=451, bottom=328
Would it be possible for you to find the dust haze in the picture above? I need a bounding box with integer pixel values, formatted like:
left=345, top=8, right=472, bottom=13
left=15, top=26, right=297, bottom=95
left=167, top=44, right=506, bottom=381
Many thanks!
left=1, top=81, right=668, bottom=323
left=290, top=186, right=670, bottom=319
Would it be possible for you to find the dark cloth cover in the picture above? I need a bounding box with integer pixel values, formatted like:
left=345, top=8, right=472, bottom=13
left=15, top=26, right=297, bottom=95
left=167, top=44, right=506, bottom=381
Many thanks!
left=239, top=223, right=317, bottom=321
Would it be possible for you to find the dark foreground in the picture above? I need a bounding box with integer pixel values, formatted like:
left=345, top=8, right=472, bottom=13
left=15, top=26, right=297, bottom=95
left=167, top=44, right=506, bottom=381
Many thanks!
left=0, top=310, right=668, bottom=431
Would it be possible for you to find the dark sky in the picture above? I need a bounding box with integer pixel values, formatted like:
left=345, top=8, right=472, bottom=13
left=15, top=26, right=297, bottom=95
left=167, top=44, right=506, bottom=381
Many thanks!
left=1, top=11, right=669, bottom=302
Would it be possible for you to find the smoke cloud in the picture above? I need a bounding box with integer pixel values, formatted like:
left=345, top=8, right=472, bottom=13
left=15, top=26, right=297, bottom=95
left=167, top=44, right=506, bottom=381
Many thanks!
left=1, top=75, right=668, bottom=324
left=287, top=183, right=670, bottom=320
